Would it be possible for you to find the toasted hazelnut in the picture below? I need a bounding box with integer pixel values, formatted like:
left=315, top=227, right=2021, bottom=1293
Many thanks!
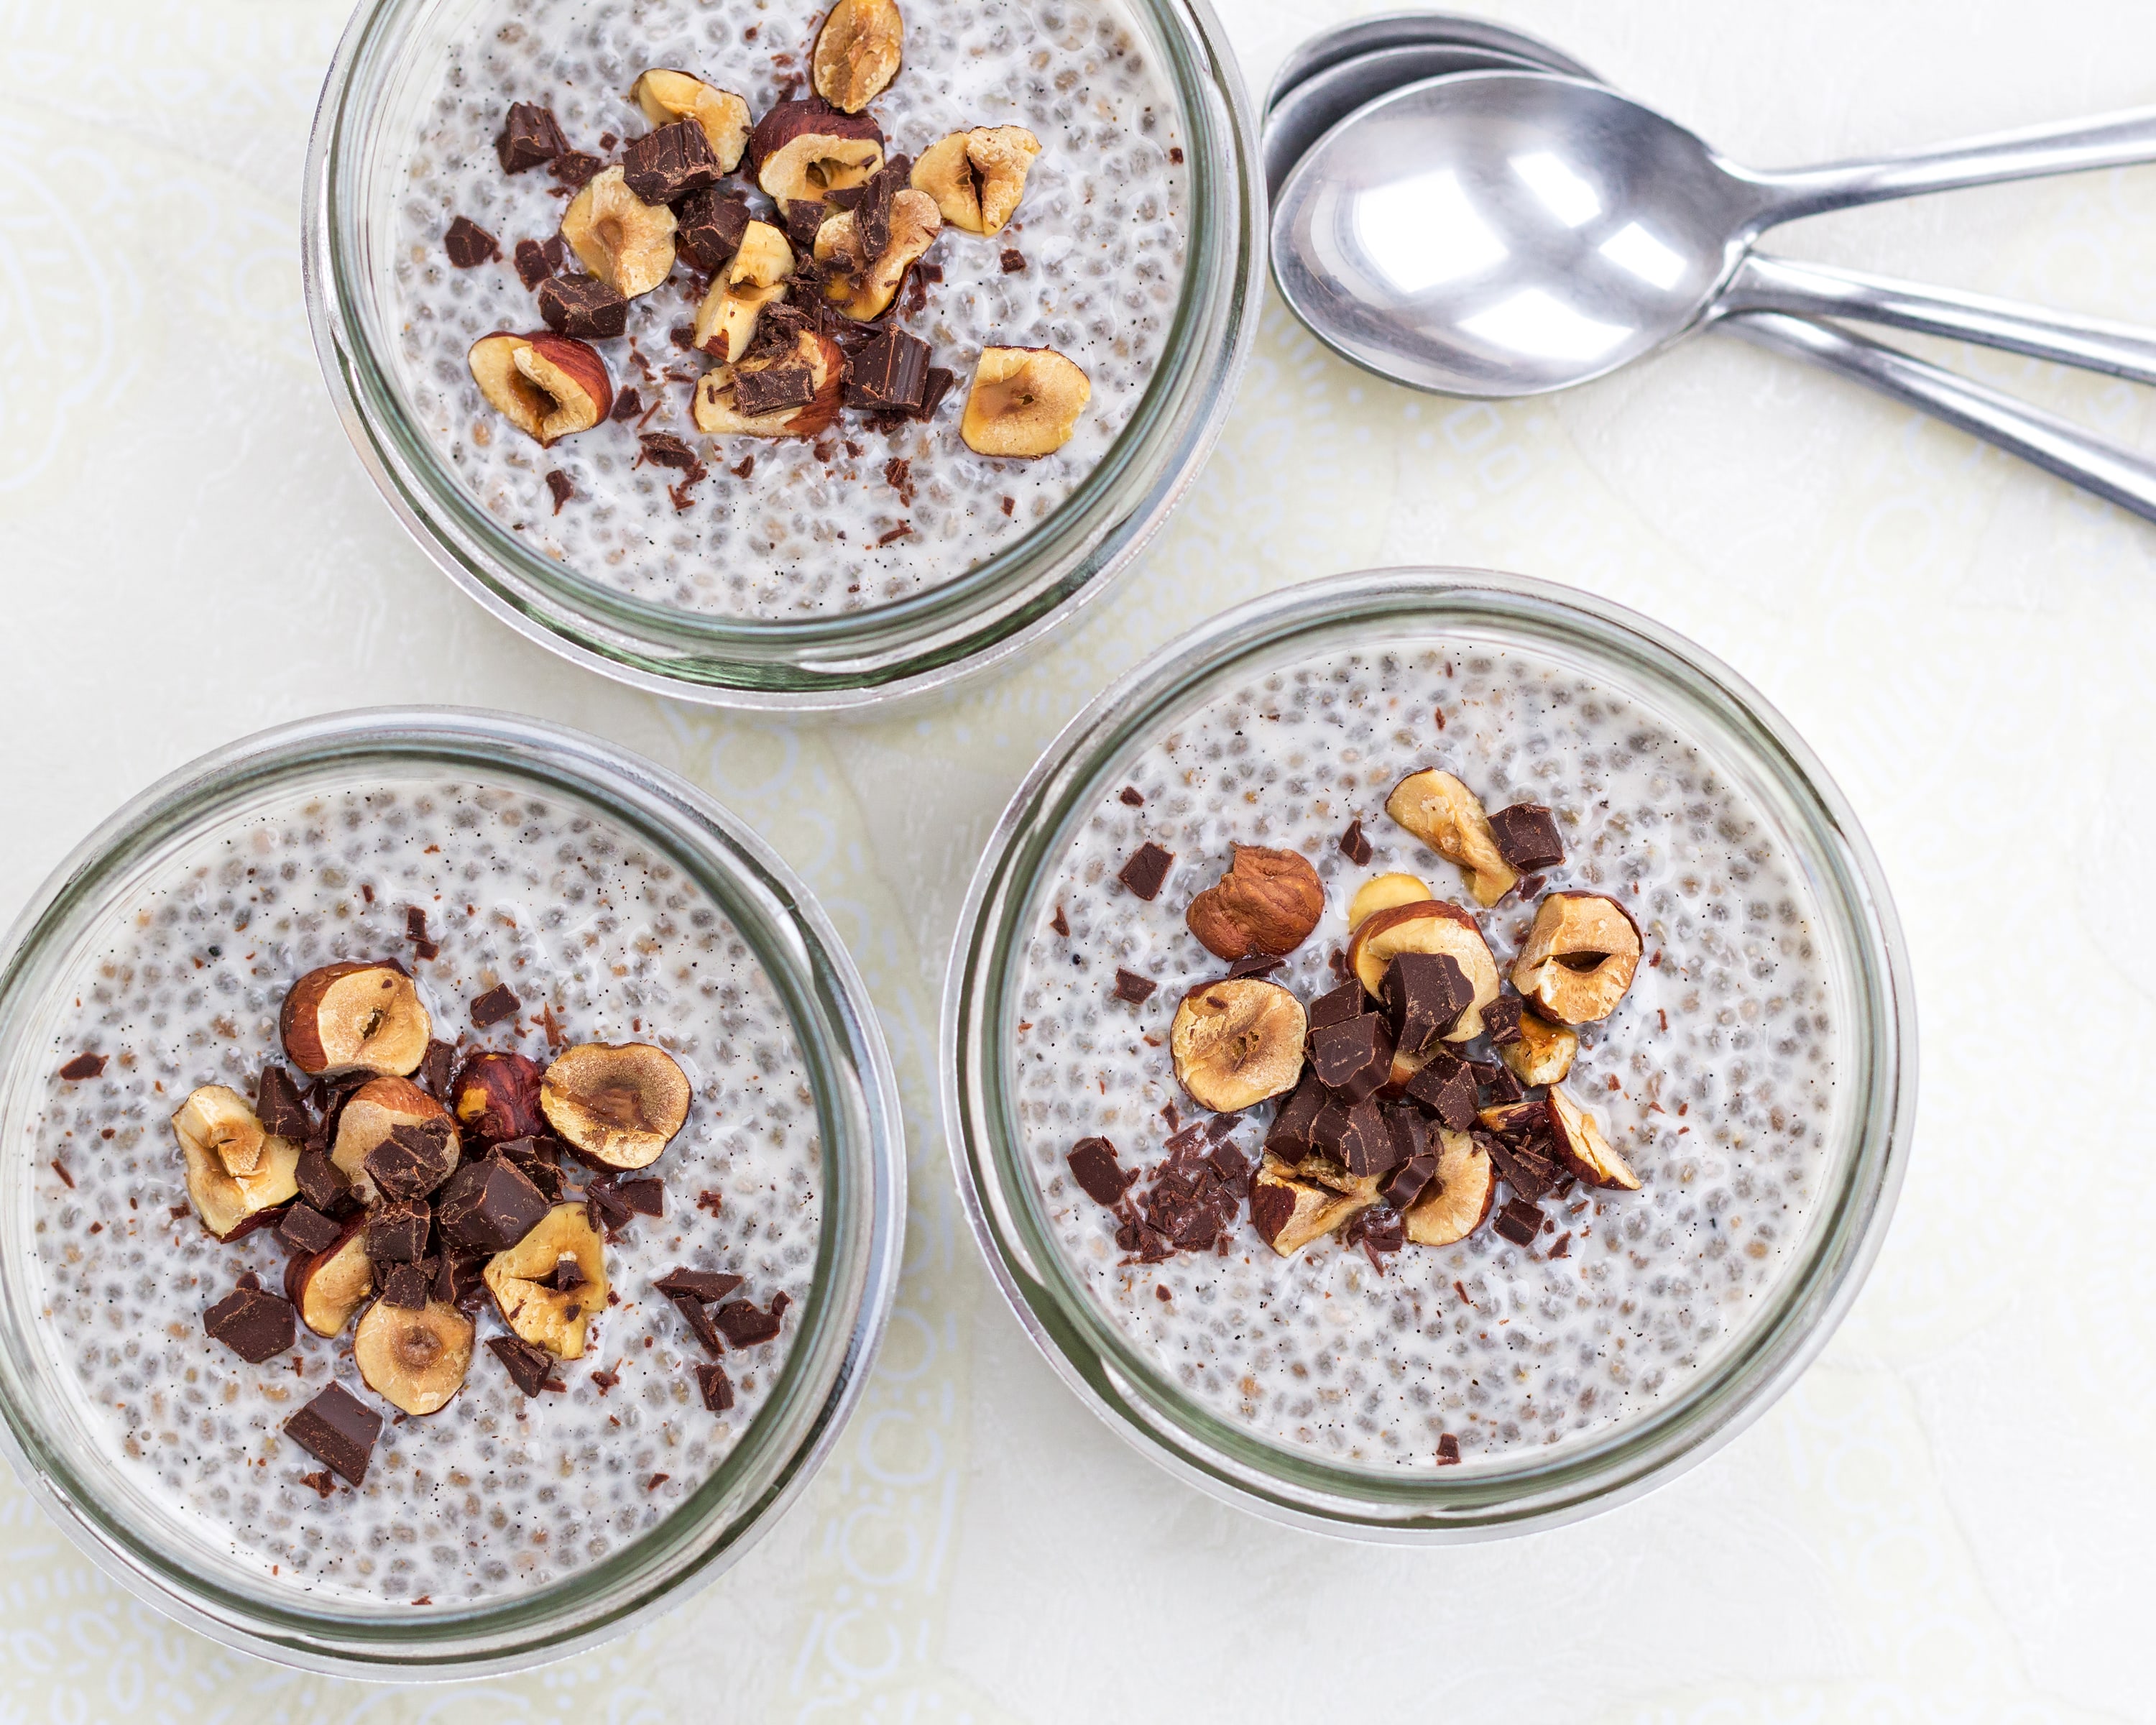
left=630, top=68, right=751, bottom=170
left=540, top=1042, right=691, bottom=1170
left=960, top=346, right=1089, bottom=457
left=285, top=1222, right=373, bottom=1338
left=1347, top=872, right=1430, bottom=932
left=559, top=165, right=678, bottom=296
left=1184, top=845, right=1324, bottom=960
left=354, top=1297, right=475, bottom=1416
left=1345, top=900, right=1499, bottom=1038
left=484, top=1202, right=609, bottom=1357
left=451, top=1050, right=546, bottom=1144
left=171, top=1083, right=267, bottom=1177
left=1249, top=1153, right=1378, bottom=1256
left=812, top=0, right=904, bottom=113
left=749, top=100, right=885, bottom=208
left=911, top=126, right=1041, bottom=234
left=1386, top=770, right=1519, bottom=908
left=1169, top=978, right=1307, bottom=1112
left=812, top=189, right=941, bottom=320
left=1403, top=1128, right=1496, bottom=1246
left=180, top=1129, right=300, bottom=1241
left=693, top=329, right=844, bottom=440
left=467, top=331, right=614, bottom=448
left=331, top=1075, right=458, bottom=1202
left=691, top=219, right=795, bottom=362
left=1511, top=892, right=1642, bottom=1024
left=1546, top=1085, right=1639, bottom=1190
left=1499, top=1009, right=1577, bottom=1085
left=280, top=961, right=431, bottom=1076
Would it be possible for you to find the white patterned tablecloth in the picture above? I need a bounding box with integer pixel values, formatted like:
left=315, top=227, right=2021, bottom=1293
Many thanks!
left=4, top=0, right=2154, bottom=1718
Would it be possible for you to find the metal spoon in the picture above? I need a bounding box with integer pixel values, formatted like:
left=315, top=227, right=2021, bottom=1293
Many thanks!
left=1263, top=10, right=1594, bottom=114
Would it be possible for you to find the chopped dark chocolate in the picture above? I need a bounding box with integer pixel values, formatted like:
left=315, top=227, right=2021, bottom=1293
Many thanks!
left=1307, top=979, right=1369, bottom=1030
left=696, top=1361, right=735, bottom=1412
left=1225, top=953, right=1284, bottom=980
left=366, top=1197, right=432, bottom=1264
left=1404, top=1049, right=1479, bottom=1130
left=1482, top=995, right=1524, bottom=1046
left=1481, top=1064, right=1524, bottom=1105
left=914, top=366, right=957, bottom=421
left=714, top=1296, right=786, bottom=1348
left=379, top=1262, right=431, bottom=1309
left=1111, top=967, right=1157, bottom=1005
left=544, top=469, right=574, bottom=514
left=844, top=328, right=933, bottom=412
left=586, top=1177, right=635, bottom=1236
left=1487, top=803, right=1565, bottom=873
left=676, top=186, right=752, bottom=272
left=782, top=196, right=830, bottom=248
left=58, top=1052, right=106, bottom=1080
left=537, top=273, right=630, bottom=339
left=733, top=363, right=815, bottom=416
left=1384, top=1104, right=1428, bottom=1173
left=1338, top=819, right=1373, bottom=866
left=1000, top=247, right=1026, bottom=272
left=294, top=1147, right=350, bottom=1214
left=443, top=216, right=500, bottom=268
left=367, top=1121, right=456, bottom=1201
left=436, top=1155, right=549, bottom=1253
left=610, top=387, right=645, bottom=423
left=418, top=1039, right=458, bottom=1106
left=545, top=1253, right=588, bottom=1292
left=469, top=983, right=520, bottom=1028
left=1264, top=1078, right=1327, bottom=1159
left=1342, top=1098, right=1409, bottom=1177
left=550, top=150, right=602, bottom=188
left=637, top=432, right=701, bottom=470
left=1067, top=1136, right=1135, bottom=1206
left=277, top=1203, right=344, bottom=1257
left=1309, top=1014, right=1392, bottom=1103
left=513, top=236, right=559, bottom=288
left=434, top=1246, right=489, bottom=1312
left=204, top=1286, right=296, bottom=1363
left=256, top=1065, right=311, bottom=1139
left=1437, top=1432, right=1462, bottom=1465
left=285, top=1384, right=382, bottom=1485
left=622, top=119, right=722, bottom=203
left=1484, top=1135, right=1560, bottom=1202
left=1493, top=1197, right=1543, bottom=1246
left=668, top=1289, right=725, bottom=1356
left=1117, top=842, right=1174, bottom=901
left=1380, top=950, right=1472, bottom=1057
left=616, top=1177, right=664, bottom=1218
left=1344, top=1203, right=1406, bottom=1268
left=496, top=101, right=568, bottom=173
left=655, top=1267, right=747, bottom=1304
left=487, top=1335, right=561, bottom=1397
left=1380, top=1151, right=1438, bottom=1212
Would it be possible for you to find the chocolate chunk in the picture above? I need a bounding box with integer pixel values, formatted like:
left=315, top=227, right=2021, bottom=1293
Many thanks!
left=58, top=1052, right=106, bottom=1080
left=1118, top=786, right=1145, bottom=806
left=1309, top=1014, right=1392, bottom=1103
left=545, top=1253, right=588, bottom=1293
left=204, top=1287, right=296, bottom=1363
left=1404, top=1049, right=1479, bottom=1129
left=655, top=1267, right=746, bottom=1304
left=487, top=1335, right=561, bottom=1397
left=1339, top=819, right=1373, bottom=866
left=537, top=273, right=630, bottom=339
left=436, top=1155, right=549, bottom=1253
left=285, top=1384, right=382, bottom=1485
left=1344, top=1203, right=1405, bottom=1268
left=469, top=983, right=520, bottom=1028
left=1111, top=968, right=1157, bottom=1005
left=1117, top=842, right=1174, bottom=901
left=606, top=1179, right=659, bottom=1220
left=1225, top=953, right=1284, bottom=980
left=1484, top=1135, right=1559, bottom=1202
left=1493, top=1197, right=1543, bottom=1246
left=1380, top=1151, right=1438, bottom=1211
left=1307, top=979, right=1369, bottom=1030
left=622, top=119, right=722, bottom=203
left=611, top=387, right=645, bottom=423
left=366, top=1197, right=432, bottom=1264
left=1482, top=995, right=1524, bottom=1046
left=1488, top=803, right=1565, bottom=873
left=434, top=1247, right=489, bottom=1312
left=443, top=216, right=500, bottom=268
left=1000, top=247, right=1026, bottom=272
left=1481, top=1063, right=1524, bottom=1105
left=676, top=186, right=752, bottom=272
left=1067, top=1136, right=1135, bottom=1207
left=1330, top=1098, right=1400, bottom=1177
left=379, top=1262, right=431, bottom=1309
left=1478, top=1100, right=1544, bottom=1141
left=277, top=1203, right=343, bottom=1256
left=1264, top=1079, right=1327, bottom=1159
left=586, top=1177, right=635, bottom=1236
left=668, top=1289, right=725, bottom=1355
left=1385, top=1104, right=1428, bottom=1173
left=1207, top=1141, right=1251, bottom=1187
left=256, top=1065, right=311, bottom=1139
left=550, top=150, right=602, bottom=188
left=1437, top=1432, right=1462, bottom=1465
left=782, top=197, right=830, bottom=248
left=914, top=366, right=957, bottom=420
left=734, top=363, right=815, bottom=416
left=849, top=155, right=912, bottom=259
left=497, top=101, right=568, bottom=173
left=418, top=1039, right=458, bottom=1106
left=1381, top=951, right=1472, bottom=1057
left=695, top=1361, right=736, bottom=1412
left=294, top=1148, right=349, bottom=1214
left=637, top=432, right=701, bottom=470
left=714, top=1297, right=786, bottom=1348
left=365, top=1120, right=456, bottom=1200
left=843, top=328, right=933, bottom=411
left=513, top=236, right=559, bottom=288
left=494, top=1135, right=563, bottom=1200
left=543, top=469, right=574, bottom=515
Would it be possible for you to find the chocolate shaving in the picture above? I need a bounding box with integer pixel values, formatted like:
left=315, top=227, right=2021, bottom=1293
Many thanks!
left=545, top=469, right=574, bottom=514
left=610, top=387, right=645, bottom=423
left=1000, top=248, right=1026, bottom=272
left=668, top=1289, right=725, bottom=1356
left=513, top=236, right=560, bottom=288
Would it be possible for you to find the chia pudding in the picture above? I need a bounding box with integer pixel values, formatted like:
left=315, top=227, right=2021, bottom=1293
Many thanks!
left=29, top=778, right=820, bottom=1604
left=1011, top=643, right=1840, bottom=1467
left=390, top=0, right=1188, bottom=617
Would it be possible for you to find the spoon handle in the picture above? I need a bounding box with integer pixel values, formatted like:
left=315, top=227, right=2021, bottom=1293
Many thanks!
left=1720, top=254, right=2156, bottom=385
left=1721, top=312, right=2156, bottom=525
left=1736, top=106, right=2156, bottom=228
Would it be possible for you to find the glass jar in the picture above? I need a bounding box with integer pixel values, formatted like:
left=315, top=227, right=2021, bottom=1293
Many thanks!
left=301, top=0, right=1265, bottom=711
left=0, top=710, right=903, bottom=1673
left=941, top=569, right=1917, bottom=1536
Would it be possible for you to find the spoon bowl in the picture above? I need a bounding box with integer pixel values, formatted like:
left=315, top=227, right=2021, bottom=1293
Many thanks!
left=1263, top=9, right=1595, bottom=113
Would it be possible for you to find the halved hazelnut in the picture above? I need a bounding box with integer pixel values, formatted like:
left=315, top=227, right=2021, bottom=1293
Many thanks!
left=1403, top=1128, right=1496, bottom=1246
left=911, top=126, right=1041, bottom=234
left=354, top=1297, right=475, bottom=1416
left=180, top=1130, right=300, bottom=1241
left=331, top=1075, right=458, bottom=1202
left=691, top=220, right=795, bottom=362
left=630, top=68, right=752, bottom=170
left=559, top=165, right=678, bottom=296
left=692, top=329, right=844, bottom=441
left=1169, top=978, right=1307, bottom=1113
left=171, top=1084, right=266, bottom=1177
left=484, top=1202, right=610, bottom=1357
left=1249, top=1153, right=1377, bottom=1256
left=285, top=1221, right=373, bottom=1338
left=451, top=1050, right=545, bottom=1144
left=1499, top=1009, right=1577, bottom=1086
left=467, top=331, right=614, bottom=448
left=1511, top=892, right=1642, bottom=1025
left=812, top=0, right=903, bottom=113
left=750, top=100, right=885, bottom=209
left=540, top=1042, right=691, bottom=1170
left=1547, top=1086, right=1639, bottom=1191
left=812, top=189, right=941, bottom=321
left=1345, top=900, right=1498, bottom=1038
left=280, top=961, right=431, bottom=1075
left=1185, top=845, right=1324, bottom=960
left=1386, top=770, right=1519, bottom=908
left=959, top=346, right=1089, bottom=458
left=1348, top=872, right=1430, bottom=932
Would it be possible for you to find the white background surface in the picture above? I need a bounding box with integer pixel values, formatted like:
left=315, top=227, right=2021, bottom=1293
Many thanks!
left=4, top=0, right=2155, bottom=1718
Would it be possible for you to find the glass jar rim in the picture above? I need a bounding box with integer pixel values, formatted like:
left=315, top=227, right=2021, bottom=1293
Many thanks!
left=300, top=0, right=1266, bottom=710
left=0, top=708, right=905, bottom=1674
left=941, top=568, right=1917, bottom=1538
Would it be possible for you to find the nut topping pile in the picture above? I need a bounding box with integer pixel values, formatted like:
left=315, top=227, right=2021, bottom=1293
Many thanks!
left=451, top=0, right=1092, bottom=509
left=1062, top=763, right=1659, bottom=1282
